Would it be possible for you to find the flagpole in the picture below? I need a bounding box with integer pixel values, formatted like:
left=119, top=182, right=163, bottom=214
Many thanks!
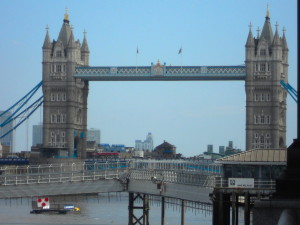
left=136, top=46, right=138, bottom=74
left=178, top=45, right=183, bottom=74
left=181, top=49, right=183, bottom=74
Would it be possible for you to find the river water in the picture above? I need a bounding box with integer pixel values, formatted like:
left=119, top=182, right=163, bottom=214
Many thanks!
left=0, top=193, right=212, bottom=225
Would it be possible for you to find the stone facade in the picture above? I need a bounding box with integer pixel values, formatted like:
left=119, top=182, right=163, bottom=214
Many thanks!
left=245, top=12, right=288, bottom=150
left=42, top=12, right=89, bottom=158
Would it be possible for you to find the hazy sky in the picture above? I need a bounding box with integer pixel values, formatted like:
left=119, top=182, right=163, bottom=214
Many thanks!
left=0, top=0, right=297, bottom=157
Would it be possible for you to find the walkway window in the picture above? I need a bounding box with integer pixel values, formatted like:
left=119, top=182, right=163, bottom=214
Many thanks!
left=266, top=115, right=271, bottom=124
left=260, top=49, right=266, bottom=56
left=57, top=93, right=61, bottom=101
left=56, top=64, right=62, bottom=73
left=255, top=115, right=260, bottom=124
left=56, top=51, right=62, bottom=57
left=62, top=92, right=66, bottom=101
left=51, top=93, right=55, bottom=101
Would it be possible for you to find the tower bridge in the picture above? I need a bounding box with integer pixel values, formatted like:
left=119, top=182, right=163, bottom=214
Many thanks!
left=41, top=9, right=288, bottom=158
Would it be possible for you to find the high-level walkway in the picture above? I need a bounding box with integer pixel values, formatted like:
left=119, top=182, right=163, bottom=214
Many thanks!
left=74, top=65, right=246, bottom=81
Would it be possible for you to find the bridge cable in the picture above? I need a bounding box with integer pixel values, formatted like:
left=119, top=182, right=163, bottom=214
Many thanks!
left=0, top=81, right=43, bottom=140
left=280, top=80, right=298, bottom=103
left=0, top=98, right=43, bottom=139
left=0, top=81, right=42, bottom=123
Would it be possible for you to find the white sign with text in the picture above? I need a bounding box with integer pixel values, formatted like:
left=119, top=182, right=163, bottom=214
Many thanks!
left=228, top=178, right=254, bottom=188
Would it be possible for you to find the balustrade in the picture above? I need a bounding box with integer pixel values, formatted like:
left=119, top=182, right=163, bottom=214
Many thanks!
left=0, top=160, right=276, bottom=190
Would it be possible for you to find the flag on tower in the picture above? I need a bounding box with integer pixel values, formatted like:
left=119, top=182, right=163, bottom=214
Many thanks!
left=137, top=46, right=139, bottom=54
left=178, top=47, right=182, bottom=54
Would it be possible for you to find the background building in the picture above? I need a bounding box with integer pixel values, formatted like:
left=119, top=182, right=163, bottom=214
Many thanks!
left=135, top=132, right=153, bottom=151
left=0, top=110, right=14, bottom=151
left=100, top=144, right=126, bottom=153
left=87, top=128, right=100, bottom=145
left=219, top=146, right=225, bottom=154
left=32, top=124, right=43, bottom=147
left=152, top=141, right=176, bottom=159
left=207, top=145, right=213, bottom=153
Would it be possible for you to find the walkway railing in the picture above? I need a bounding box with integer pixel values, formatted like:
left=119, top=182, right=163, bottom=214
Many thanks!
left=129, top=159, right=222, bottom=175
left=129, top=169, right=216, bottom=187
left=0, top=160, right=276, bottom=190
left=0, top=161, right=129, bottom=186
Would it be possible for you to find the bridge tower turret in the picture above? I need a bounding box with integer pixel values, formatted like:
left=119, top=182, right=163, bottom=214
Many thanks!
left=245, top=9, right=288, bottom=150
left=42, top=10, right=89, bottom=158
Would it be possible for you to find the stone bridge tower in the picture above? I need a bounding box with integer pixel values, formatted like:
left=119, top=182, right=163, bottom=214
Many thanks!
left=245, top=10, right=288, bottom=150
left=42, top=11, right=89, bottom=158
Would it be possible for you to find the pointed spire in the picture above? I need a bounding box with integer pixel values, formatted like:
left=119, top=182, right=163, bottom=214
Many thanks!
left=256, top=27, right=260, bottom=38
left=272, top=22, right=281, bottom=46
left=67, top=29, right=76, bottom=48
left=57, top=10, right=72, bottom=47
left=246, top=22, right=255, bottom=47
left=260, top=5, right=273, bottom=44
left=282, top=27, right=288, bottom=50
left=43, top=25, right=51, bottom=49
left=81, top=29, right=90, bottom=53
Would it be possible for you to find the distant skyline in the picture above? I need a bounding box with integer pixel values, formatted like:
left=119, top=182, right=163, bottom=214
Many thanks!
left=0, top=0, right=297, bottom=156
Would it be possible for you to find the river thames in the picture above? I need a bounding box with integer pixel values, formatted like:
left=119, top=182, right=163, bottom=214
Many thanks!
left=0, top=193, right=212, bottom=225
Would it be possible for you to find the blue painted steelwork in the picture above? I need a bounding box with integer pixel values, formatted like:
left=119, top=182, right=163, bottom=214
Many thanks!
left=74, top=65, right=246, bottom=81
left=280, top=80, right=297, bottom=103
left=0, top=98, right=43, bottom=139
left=0, top=81, right=42, bottom=119
left=0, top=81, right=43, bottom=140
left=84, top=160, right=128, bottom=170
left=0, top=158, right=29, bottom=165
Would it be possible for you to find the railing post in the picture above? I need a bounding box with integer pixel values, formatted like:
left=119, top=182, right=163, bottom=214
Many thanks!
left=4, top=167, right=7, bottom=185
left=82, top=162, right=85, bottom=181
left=48, top=164, right=52, bottom=183
left=105, top=162, right=107, bottom=179
left=15, top=166, right=18, bottom=185
left=38, top=165, right=41, bottom=183
left=116, top=160, right=119, bottom=178
left=60, top=163, right=62, bottom=182
left=94, top=162, right=96, bottom=180
left=71, top=163, right=74, bottom=181
left=26, top=165, right=29, bottom=184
